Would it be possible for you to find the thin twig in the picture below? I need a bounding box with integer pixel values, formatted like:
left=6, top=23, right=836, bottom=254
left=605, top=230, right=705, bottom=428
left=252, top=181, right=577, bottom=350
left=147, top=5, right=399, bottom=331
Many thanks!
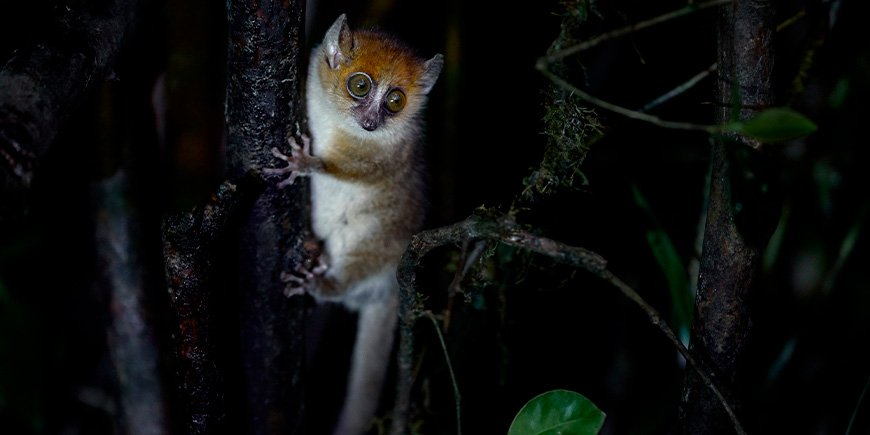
left=599, top=271, right=745, bottom=435
left=537, top=1, right=721, bottom=132
left=846, top=374, right=870, bottom=435
left=538, top=1, right=810, bottom=136
left=424, top=311, right=462, bottom=435
left=640, top=63, right=718, bottom=112
left=536, top=61, right=718, bottom=132
left=544, top=0, right=730, bottom=64
left=445, top=240, right=488, bottom=331
left=776, top=9, right=806, bottom=32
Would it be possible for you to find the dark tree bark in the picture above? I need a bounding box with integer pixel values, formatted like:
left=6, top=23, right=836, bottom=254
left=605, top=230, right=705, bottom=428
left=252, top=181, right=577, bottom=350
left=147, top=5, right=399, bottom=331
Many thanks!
left=163, top=181, right=249, bottom=434
left=0, top=0, right=167, bottom=432
left=681, top=1, right=776, bottom=433
left=225, top=1, right=308, bottom=433
left=0, top=0, right=142, bottom=219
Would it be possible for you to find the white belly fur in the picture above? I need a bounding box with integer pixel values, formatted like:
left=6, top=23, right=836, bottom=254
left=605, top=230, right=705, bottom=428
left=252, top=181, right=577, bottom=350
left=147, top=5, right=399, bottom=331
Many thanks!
left=309, top=172, right=405, bottom=309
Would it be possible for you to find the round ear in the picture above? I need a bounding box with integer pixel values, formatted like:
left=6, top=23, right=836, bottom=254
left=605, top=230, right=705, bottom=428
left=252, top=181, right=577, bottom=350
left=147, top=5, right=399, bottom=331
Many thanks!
left=418, top=54, right=444, bottom=95
left=323, top=14, right=353, bottom=69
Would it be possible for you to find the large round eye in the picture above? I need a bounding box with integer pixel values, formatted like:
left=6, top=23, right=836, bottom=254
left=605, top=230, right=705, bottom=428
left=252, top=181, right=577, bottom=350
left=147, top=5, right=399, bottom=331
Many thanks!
left=347, top=72, right=372, bottom=98
left=385, top=89, right=406, bottom=113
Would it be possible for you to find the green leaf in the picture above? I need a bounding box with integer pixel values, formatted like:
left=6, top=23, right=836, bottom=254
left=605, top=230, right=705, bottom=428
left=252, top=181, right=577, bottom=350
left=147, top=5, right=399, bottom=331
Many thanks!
left=829, top=78, right=849, bottom=109
left=724, top=107, right=817, bottom=143
left=631, top=185, right=692, bottom=339
left=508, top=389, right=605, bottom=435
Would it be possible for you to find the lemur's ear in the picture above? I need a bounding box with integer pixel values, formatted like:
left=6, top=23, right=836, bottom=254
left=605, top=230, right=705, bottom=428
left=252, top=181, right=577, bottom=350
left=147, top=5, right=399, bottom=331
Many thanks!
left=418, top=54, right=444, bottom=94
left=324, top=14, right=353, bottom=69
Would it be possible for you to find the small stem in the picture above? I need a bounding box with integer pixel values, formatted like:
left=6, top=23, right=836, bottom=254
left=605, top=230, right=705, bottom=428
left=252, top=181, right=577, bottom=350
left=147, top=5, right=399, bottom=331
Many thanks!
left=536, top=60, right=718, bottom=132
left=776, top=9, right=806, bottom=32
left=599, top=271, right=746, bottom=435
left=641, top=63, right=718, bottom=113
left=544, top=0, right=730, bottom=64
left=846, top=374, right=870, bottom=435
left=424, top=311, right=462, bottom=435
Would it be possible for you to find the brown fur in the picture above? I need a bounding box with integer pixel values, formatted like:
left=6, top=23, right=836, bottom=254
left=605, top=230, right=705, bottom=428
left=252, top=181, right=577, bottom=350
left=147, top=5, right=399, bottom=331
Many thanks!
left=318, top=30, right=428, bottom=100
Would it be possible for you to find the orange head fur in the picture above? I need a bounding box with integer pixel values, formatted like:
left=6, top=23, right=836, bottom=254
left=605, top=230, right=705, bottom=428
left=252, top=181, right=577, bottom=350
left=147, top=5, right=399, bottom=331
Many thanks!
left=311, top=14, right=443, bottom=136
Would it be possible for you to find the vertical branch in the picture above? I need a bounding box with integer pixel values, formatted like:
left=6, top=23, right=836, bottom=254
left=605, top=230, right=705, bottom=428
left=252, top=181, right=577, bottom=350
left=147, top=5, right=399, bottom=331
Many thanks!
left=94, top=172, right=168, bottom=435
left=160, top=2, right=234, bottom=430
left=163, top=181, right=247, bottom=434
left=681, top=0, right=776, bottom=433
left=225, top=0, right=307, bottom=433
left=392, top=245, right=425, bottom=435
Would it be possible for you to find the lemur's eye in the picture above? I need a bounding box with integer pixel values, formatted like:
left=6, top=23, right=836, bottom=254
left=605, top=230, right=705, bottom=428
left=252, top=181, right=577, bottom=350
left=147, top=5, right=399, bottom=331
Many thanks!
left=347, top=73, right=372, bottom=98
left=385, top=89, right=406, bottom=113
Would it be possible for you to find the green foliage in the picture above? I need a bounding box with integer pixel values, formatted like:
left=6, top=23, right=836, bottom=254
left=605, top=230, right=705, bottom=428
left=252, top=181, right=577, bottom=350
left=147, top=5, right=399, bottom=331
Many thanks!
left=828, top=78, right=850, bottom=109
left=509, top=389, right=605, bottom=435
left=724, top=107, right=817, bottom=143
left=631, top=185, right=693, bottom=337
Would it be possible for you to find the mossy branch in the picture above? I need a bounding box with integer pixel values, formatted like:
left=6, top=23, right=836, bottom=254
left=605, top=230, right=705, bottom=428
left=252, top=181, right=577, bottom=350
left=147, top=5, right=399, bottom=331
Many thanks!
left=391, top=212, right=746, bottom=435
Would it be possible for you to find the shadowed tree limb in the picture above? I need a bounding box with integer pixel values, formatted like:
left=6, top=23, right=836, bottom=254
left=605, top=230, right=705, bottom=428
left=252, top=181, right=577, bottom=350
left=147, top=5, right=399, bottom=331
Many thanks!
left=391, top=212, right=746, bottom=435
left=95, top=170, right=169, bottom=435
left=1, top=0, right=167, bottom=432
left=0, top=0, right=143, bottom=218
left=162, top=180, right=252, bottom=434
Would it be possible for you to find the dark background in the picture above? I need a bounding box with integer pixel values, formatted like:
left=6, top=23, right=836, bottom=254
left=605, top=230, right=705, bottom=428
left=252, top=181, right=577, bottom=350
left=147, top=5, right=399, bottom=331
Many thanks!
left=2, top=0, right=868, bottom=434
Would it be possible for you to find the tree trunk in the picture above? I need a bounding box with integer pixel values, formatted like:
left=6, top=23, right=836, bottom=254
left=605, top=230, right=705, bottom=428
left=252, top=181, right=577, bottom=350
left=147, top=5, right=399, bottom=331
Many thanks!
left=680, top=0, right=776, bottom=433
left=225, top=1, right=308, bottom=433
left=163, top=180, right=246, bottom=434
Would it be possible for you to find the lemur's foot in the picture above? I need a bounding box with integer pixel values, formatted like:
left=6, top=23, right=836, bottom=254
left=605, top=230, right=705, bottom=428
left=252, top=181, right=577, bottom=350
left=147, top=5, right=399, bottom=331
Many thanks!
left=279, top=240, right=329, bottom=298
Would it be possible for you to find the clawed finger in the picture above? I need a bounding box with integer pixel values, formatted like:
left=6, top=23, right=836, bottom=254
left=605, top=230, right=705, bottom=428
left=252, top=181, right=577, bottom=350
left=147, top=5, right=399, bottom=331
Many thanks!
left=271, top=147, right=290, bottom=161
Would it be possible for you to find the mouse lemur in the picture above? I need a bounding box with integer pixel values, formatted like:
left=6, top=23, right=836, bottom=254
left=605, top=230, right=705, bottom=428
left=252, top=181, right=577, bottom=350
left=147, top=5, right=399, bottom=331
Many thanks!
left=265, top=13, right=443, bottom=435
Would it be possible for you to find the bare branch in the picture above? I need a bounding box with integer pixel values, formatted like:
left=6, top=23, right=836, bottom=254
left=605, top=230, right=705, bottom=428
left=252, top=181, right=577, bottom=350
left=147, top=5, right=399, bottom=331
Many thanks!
left=162, top=180, right=250, bottom=434
left=640, top=63, right=718, bottom=113
left=392, top=213, right=745, bottom=435
left=537, top=2, right=807, bottom=136
left=543, top=0, right=730, bottom=64
left=536, top=60, right=719, bottom=132
left=424, top=311, right=462, bottom=435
